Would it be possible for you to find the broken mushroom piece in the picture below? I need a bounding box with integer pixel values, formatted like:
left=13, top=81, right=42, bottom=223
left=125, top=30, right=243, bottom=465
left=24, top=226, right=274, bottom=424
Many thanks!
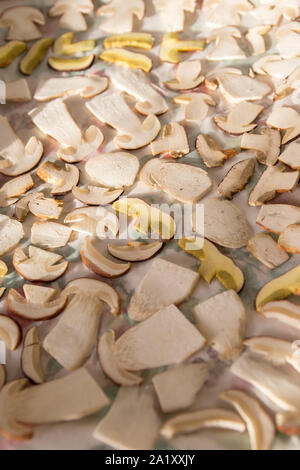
left=207, top=26, right=246, bottom=61
left=49, top=0, right=94, bottom=31
left=246, top=25, right=271, bottom=56
left=48, top=55, right=95, bottom=72
left=276, top=411, right=300, bottom=436
left=241, top=128, right=281, bottom=166
left=218, top=158, right=255, bottom=200
left=107, top=241, right=163, bottom=262
left=0, top=366, right=5, bottom=391
left=196, top=134, right=237, bottom=168
left=159, top=33, right=205, bottom=64
left=0, top=315, right=21, bottom=351
left=19, top=38, right=54, bottom=76
left=266, top=107, right=300, bottom=144
left=97, top=0, right=145, bottom=34
left=85, top=152, right=139, bottom=189
left=0, top=41, right=27, bottom=68
left=279, top=142, right=300, bottom=169
left=256, top=204, right=300, bottom=234
left=99, top=48, right=152, bottom=73
left=5, top=79, right=32, bottom=103
left=153, top=0, right=196, bottom=32
left=0, top=6, right=45, bottom=41
left=261, top=300, right=300, bottom=331
left=31, top=221, right=72, bottom=249
left=151, top=122, right=189, bottom=158
left=164, top=60, right=204, bottom=91
left=104, top=32, right=153, bottom=50
left=53, top=32, right=95, bottom=56
left=173, top=93, right=216, bottom=122
left=279, top=225, right=300, bottom=254
left=0, top=215, right=24, bottom=256
left=72, top=186, right=123, bottom=206
left=275, top=66, right=300, bottom=100
left=37, top=161, right=79, bottom=195
left=214, top=102, right=264, bottom=135
left=0, top=174, right=34, bottom=208
left=28, top=196, right=63, bottom=220
left=64, top=206, right=119, bottom=238
left=15, top=192, right=44, bottom=222
left=22, top=327, right=45, bottom=384
left=248, top=232, right=289, bottom=270
left=35, top=75, right=108, bottom=102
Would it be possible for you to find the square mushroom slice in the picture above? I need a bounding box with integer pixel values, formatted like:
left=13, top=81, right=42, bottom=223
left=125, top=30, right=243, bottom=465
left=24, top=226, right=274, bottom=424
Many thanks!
left=5, top=79, right=31, bottom=102
left=0, top=215, right=24, bottom=256
left=218, top=158, right=255, bottom=200
left=248, top=232, right=289, bottom=270
left=256, top=204, right=300, bottom=234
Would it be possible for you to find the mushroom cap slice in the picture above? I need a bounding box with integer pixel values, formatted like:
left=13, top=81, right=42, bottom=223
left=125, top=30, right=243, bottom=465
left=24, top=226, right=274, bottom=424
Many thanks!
left=0, top=173, right=34, bottom=208
left=107, top=241, right=163, bottom=262
left=153, top=0, right=196, bottom=32
left=220, top=390, right=275, bottom=450
left=13, top=246, right=69, bottom=282
left=241, top=129, right=281, bottom=166
left=261, top=300, right=300, bottom=331
left=34, top=75, right=108, bottom=101
left=279, top=224, right=300, bottom=254
left=159, top=32, right=205, bottom=64
left=248, top=232, right=289, bottom=270
left=218, top=158, right=255, bottom=200
left=64, top=206, right=119, bottom=238
left=0, top=215, right=24, bottom=256
left=164, top=60, right=204, bottom=90
left=0, top=6, right=45, bottom=41
left=195, top=134, right=237, bottom=168
left=279, top=142, right=300, bottom=169
left=28, top=196, right=64, bottom=220
left=31, top=221, right=72, bottom=249
left=72, top=186, right=123, bottom=206
left=97, top=0, right=145, bottom=34
left=151, top=122, right=189, bottom=158
left=22, top=327, right=45, bottom=384
left=266, top=107, right=300, bottom=144
left=85, top=152, right=139, bottom=189
left=214, top=102, right=264, bottom=135
left=173, top=93, right=216, bottom=122
left=0, top=365, right=5, bottom=391
left=256, top=204, right=300, bottom=234
left=0, top=315, right=21, bottom=351
left=37, top=161, right=79, bottom=195
left=49, top=0, right=94, bottom=31
left=15, top=192, right=44, bottom=222
left=208, top=71, right=271, bottom=103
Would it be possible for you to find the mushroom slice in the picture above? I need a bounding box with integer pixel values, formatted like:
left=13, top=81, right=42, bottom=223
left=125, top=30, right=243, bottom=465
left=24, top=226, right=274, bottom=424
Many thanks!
left=13, top=246, right=69, bottom=282
left=99, top=49, right=152, bottom=73
left=214, top=102, right=264, bottom=135
left=0, top=116, right=43, bottom=176
left=279, top=142, right=300, bottom=169
left=275, top=66, right=300, bottom=100
left=94, top=386, right=160, bottom=450
left=98, top=331, right=142, bottom=386
left=159, top=33, right=205, bottom=64
left=0, top=366, right=5, bottom=391
left=0, top=368, right=109, bottom=441
left=20, top=38, right=54, bottom=76
left=111, top=68, right=168, bottom=115
left=116, top=304, right=205, bottom=370
left=28, top=196, right=64, bottom=220
left=37, top=161, right=79, bottom=195
left=266, top=107, right=300, bottom=144
left=15, top=192, right=44, bottom=222
left=257, top=204, right=300, bottom=234
left=29, top=99, right=103, bottom=163
left=0, top=289, right=5, bottom=300
left=218, top=158, right=255, bottom=200
left=173, top=93, right=216, bottom=122
left=151, top=122, right=189, bottom=158
left=72, top=186, right=123, bottom=206
left=85, top=152, right=139, bottom=189
left=53, top=32, right=95, bottom=56
left=22, top=327, right=44, bottom=384
left=253, top=56, right=300, bottom=79
left=0, top=315, right=21, bottom=351
left=127, top=259, right=199, bottom=321
left=0, top=215, right=24, bottom=256
left=0, top=41, right=27, bottom=68
left=104, top=32, right=154, bottom=50
left=153, top=0, right=196, bottom=32
left=153, top=363, right=209, bottom=413
left=248, top=233, right=289, bottom=270
left=207, top=27, right=246, bottom=61
left=179, top=237, right=244, bottom=292
left=279, top=224, right=300, bottom=254
left=34, top=75, right=108, bottom=101
left=81, top=237, right=131, bottom=278
left=164, top=60, right=204, bottom=91
left=241, top=129, right=281, bottom=166
left=203, top=0, right=253, bottom=27
left=49, top=0, right=94, bottom=31
left=0, top=261, right=8, bottom=280
left=31, top=222, right=72, bottom=249
left=5, top=79, right=31, bottom=103
left=251, top=2, right=299, bottom=26
left=86, top=93, right=160, bottom=150
left=107, top=241, right=163, bottom=262
left=246, top=25, right=271, bottom=56
left=48, top=55, right=95, bottom=72
left=97, top=0, right=145, bottom=34
left=220, top=390, right=275, bottom=451
left=275, top=22, right=300, bottom=59
left=160, top=408, right=246, bottom=439
left=0, top=174, right=34, bottom=208
left=261, top=300, right=300, bottom=330
left=64, top=206, right=119, bottom=238
left=0, top=6, right=45, bottom=41
left=195, top=134, right=237, bottom=168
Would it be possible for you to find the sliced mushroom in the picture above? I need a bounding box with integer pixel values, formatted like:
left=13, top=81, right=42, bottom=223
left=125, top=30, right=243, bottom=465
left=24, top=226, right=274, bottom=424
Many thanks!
left=64, top=206, right=119, bottom=238
left=128, top=258, right=199, bottom=321
left=73, top=186, right=122, bottom=206
left=195, top=134, right=237, bottom=167
left=31, top=221, right=72, bottom=249
left=0, top=315, right=21, bottom=351
left=49, top=0, right=94, bottom=31
left=153, top=0, right=196, bottom=32
left=85, top=152, right=139, bottom=189
left=174, top=93, right=216, bottom=122
left=279, top=224, right=300, bottom=253
left=22, top=327, right=44, bottom=384
left=48, top=55, right=95, bottom=72
left=28, top=196, right=63, bottom=220
left=0, top=41, right=27, bottom=68
left=241, top=128, right=281, bottom=166
left=0, top=6, right=45, bottom=41
left=279, top=142, right=300, bottom=169
left=207, top=26, right=245, bottom=61
left=53, top=32, right=95, bottom=56
left=214, top=102, right=264, bottom=135
left=261, top=300, right=300, bottom=331
left=276, top=411, right=300, bottom=436
left=248, top=232, right=289, bottom=270
left=37, top=161, right=79, bottom=195
left=276, top=22, right=300, bottom=59
left=252, top=2, right=299, bottom=26
left=164, top=60, right=204, bottom=90
left=0, top=215, right=24, bottom=256
left=159, top=33, right=205, bottom=63
left=246, top=25, right=271, bottom=56
left=266, top=107, right=300, bottom=144
left=0, top=289, right=5, bottom=299
left=99, top=48, right=152, bottom=73
left=0, top=174, right=34, bottom=208
left=5, top=79, right=31, bottom=103
left=151, top=122, right=189, bottom=157
left=203, top=0, right=253, bottom=27
left=0, top=366, right=5, bottom=391
left=34, top=75, right=108, bottom=101
left=252, top=55, right=300, bottom=79
left=13, top=246, right=69, bottom=282
left=97, top=0, right=145, bottom=34
left=0, top=261, right=8, bottom=281
left=104, top=32, right=154, bottom=50
left=15, top=192, right=44, bottom=222
left=275, top=66, right=300, bottom=100
left=20, top=38, right=54, bottom=76
left=107, top=241, right=163, bottom=262
left=218, top=158, right=255, bottom=200
left=256, top=204, right=300, bottom=234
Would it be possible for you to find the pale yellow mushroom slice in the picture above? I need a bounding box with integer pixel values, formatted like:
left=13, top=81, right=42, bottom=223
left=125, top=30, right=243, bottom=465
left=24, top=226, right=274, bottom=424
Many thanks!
left=20, top=38, right=54, bottom=76
left=97, top=0, right=145, bottom=34
left=37, top=161, right=79, bottom=195
left=256, top=204, right=300, bottom=234
left=104, top=32, right=154, bottom=50
left=31, top=221, right=72, bottom=249
left=15, top=192, right=44, bottom=222
left=107, top=241, right=163, bottom=262
left=48, top=55, right=95, bottom=72
left=279, top=224, right=300, bottom=254
left=85, top=152, right=139, bottom=189
left=0, top=41, right=27, bottom=68
left=246, top=25, right=271, bottom=56
left=49, top=0, right=94, bottom=31
left=266, top=107, right=300, bottom=144
left=248, top=232, right=289, bottom=270
left=34, top=75, right=108, bottom=102
left=241, top=128, right=281, bottom=166
left=0, top=366, right=5, bottom=391
left=22, top=327, right=45, bottom=384
left=0, top=260, right=8, bottom=281
left=214, top=102, right=264, bottom=135
left=173, top=93, right=216, bottom=122
left=0, top=6, right=45, bottom=41
left=5, top=79, right=31, bottom=103
left=100, top=48, right=152, bottom=73
left=64, top=206, right=119, bottom=238
left=153, top=0, right=196, bottom=32
left=0, top=315, right=21, bottom=351
left=261, top=301, right=300, bottom=331
left=0, top=215, right=24, bottom=256
left=164, top=60, right=204, bottom=90
left=159, top=33, right=205, bottom=64
left=207, top=27, right=246, bottom=61
left=218, top=158, right=255, bottom=200
left=195, top=134, right=237, bottom=168
left=72, top=186, right=123, bottom=206
left=279, top=142, right=300, bottom=169
left=53, top=32, right=95, bottom=56
left=151, top=122, right=189, bottom=157
left=28, top=196, right=64, bottom=220
left=0, top=174, right=34, bottom=208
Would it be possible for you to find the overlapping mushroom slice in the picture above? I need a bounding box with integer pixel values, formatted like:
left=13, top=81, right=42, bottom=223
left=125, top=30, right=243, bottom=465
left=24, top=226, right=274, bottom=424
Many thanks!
left=37, top=161, right=79, bottom=195
left=251, top=1, right=300, bottom=26
left=164, top=60, right=204, bottom=91
left=248, top=233, right=289, bottom=270
left=266, top=107, right=300, bottom=144
left=97, top=0, right=145, bottom=33
left=13, top=246, right=69, bottom=282
left=195, top=134, right=237, bottom=168
left=104, top=32, right=154, bottom=50
left=278, top=142, right=300, bottom=169
left=53, top=32, right=95, bottom=56
left=173, top=93, right=216, bottom=122
left=218, top=158, right=255, bottom=200
left=127, top=259, right=199, bottom=321
left=0, top=6, right=45, bottom=41
left=64, top=206, right=119, bottom=238
left=207, top=27, right=245, bottom=61
left=29, top=99, right=103, bottom=163
left=100, top=48, right=152, bottom=73
left=151, top=122, right=189, bottom=158
left=257, top=204, right=300, bottom=234
left=153, top=0, right=196, bottom=32
left=5, top=79, right=32, bottom=103
left=0, top=315, right=21, bottom=351
left=72, top=186, right=123, bottom=206
left=275, top=67, right=300, bottom=100
left=278, top=225, right=300, bottom=253
left=241, top=128, right=281, bottom=166
left=214, top=102, right=264, bottom=135
left=86, top=93, right=160, bottom=150
left=34, top=75, right=108, bottom=101
left=49, top=0, right=94, bottom=31
left=107, top=241, right=163, bottom=262
left=0, top=367, right=109, bottom=441
left=0, top=174, right=34, bottom=208
left=252, top=55, right=300, bottom=80
left=159, top=33, right=205, bottom=63
left=85, top=152, right=139, bottom=189
left=22, top=327, right=45, bottom=384
left=31, top=221, right=72, bottom=249
left=15, top=192, right=44, bottom=222
left=261, top=300, right=300, bottom=331
left=246, top=26, right=270, bottom=56
left=0, top=215, right=24, bottom=256
left=202, top=0, right=253, bottom=27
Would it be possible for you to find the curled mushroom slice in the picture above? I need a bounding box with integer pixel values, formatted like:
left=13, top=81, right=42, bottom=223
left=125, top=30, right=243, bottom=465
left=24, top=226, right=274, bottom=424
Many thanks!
left=48, top=55, right=95, bottom=72
left=0, top=174, right=34, bottom=208
left=0, top=41, right=27, bottom=68
left=64, top=206, right=119, bottom=238
left=196, top=134, right=237, bottom=167
left=5, top=79, right=31, bottom=103
left=256, top=204, right=300, bottom=234
left=0, top=315, right=21, bottom=351
left=151, top=122, right=189, bottom=158
left=153, top=0, right=196, bottom=32
left=85, top=152, right=139, bottom=189
left=261, top=300, right=300, bottom=331
left=20, top=38, right=54, bottom=76
left=29, top=99, right=103, bottom=163
left=275, top=66, right=300, bottom=100
left=99, top=49, right=152, bottom=73
left=174, top=93, right=216, bottom=122
left=279, top=142, right=300, bottom=169
left=13, top=246, right=69, bottom=282
left=104, top=32, right=153, bottom=50
left=0, top=215, right=24, bottom=256
left=15, top=192, right=44, bottom=222
left=279, top=224, right=300, bottom=254
left=107, top=241, right=163, bottom=262
left=0, top=366, right=5, bottom=391
left=218, top=158, right=255, bottom=200
left=86, top=93, right=160, bottom=150
left=81, top=237, right=131, bottom=278
left=266, top=107, right=300, bottom=144
left=220, top=390, right=275, bottom=451
left=72, top=186, right=123, bottom=206
left=22, top=327, right=44, bottom=384
left=31, top=221, right=72, bottom=249
left=37, top=161, right=79, bottom=195
left=34, top=75, right=108, bottom=102
left=28, top=196, right=64, bottom=220
left=0, top=6, right=45, bottom=41
left=214, top=102, right=264, bottom=135
left=207, top=26, right=245, bottom=61
left=164, top=60, right=204, bottom=91
left=241, top=128, right=281, bottom=166
left=246, top=25, right=271, bottom=56
left=248, top=232, right=289, bottom=270
left=53, top=32, right=95, bottom=56
left=97, top=0, right=145, bottom=34
left=159, top=32, right=205, bottom=63
left=276, top=411, right=300, bottom=436
left=49, top=0, right=94, bottom=31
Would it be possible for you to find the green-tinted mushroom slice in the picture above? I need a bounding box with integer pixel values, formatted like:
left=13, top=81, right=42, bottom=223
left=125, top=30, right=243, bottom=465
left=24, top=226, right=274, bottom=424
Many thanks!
left=0, top=41, right=26, bottom=68
left=20, top=38, right=54, bottom=75
left=48, top=54, right=95, bottom=72
left=53, top=32, right=96, bottom=56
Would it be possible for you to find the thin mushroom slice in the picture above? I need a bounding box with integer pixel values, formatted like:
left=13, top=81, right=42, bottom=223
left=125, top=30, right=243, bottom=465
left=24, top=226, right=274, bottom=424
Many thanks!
left=107, top=241, right=163, bottom=262
left=159, top=33, right=205, bottom=64
left=207, top=27, right=246, bottom=61
left=5, top=79, right=31, bottom=103
left=0, top=215, right=24, bottom=256
left=48, top=55, right=95, bottom=72
left=241, top=129, right=281, bottom=166
left=31, top=221, right=72, bottom=249
left=253, top=56, right=300, bottom=80
left=13, top=246, right=69, bottom=283
left=266, top=107, right=300, bottom=144
left=28, top=196, right=63, bottom=220
left=0, top=174, right=34, bottom=208
left=0, top=6, right=45, bottom=41
left=97, top=0, right=145, bottom=34
left=275, top=22, right=300, bottom=59
left=275, top=66, right=300, bottom=100
left=173, top=93, right=216, bottom=122
left=246, top=25, right=271, bottom=56
left=256, top=204, right=300, bottom=234
left=0, top=366, right=5, bottom=391
left=276, top=411, right=300, bottom=436
left=15, top=192, right=44, bottom=222
left=0, top=41, right=27, bottom=68
left=220, top=390, right=275, bottom=451
left=0, top=261, right=8, bottom=281
left=218, top=158, right=255, bottom=200
left=104, top=32, right=154, bottom=50
left=248, top=233, right=289, bottom=270
left=279, top=142, right=300, bottom=170
left=85, top=152, right=139, bottom=189
left=99, top=48, right=152, bottom=73
left=73, top=186, right=122, bottom=206
left=153, top=0, right=196, bottom=32
left=0, top=315, right=21, bottom=351
left=64, top=206, right=119, bottom=238
left=261, top=300, right=300, bottom=331
left=53, top=32, right=95, bottom=56
left=196, top=134, right=237, bottom=168
left=20, top=38, right=54, bottom=76
left=49, top=0, right=94, bottom=31
left=203, top=0, right=254, bottom=28
left=37, top=161, right=79, bottom=195
left=279, top=224, right=300, bottom=254
left=22, top=327, right=45, bottom=384
left=151, top=122, right=189, bottom=158
left=251, top=2, right=299, bottom=26
left=214, top=102, right=264, bottom=135
left=164, top=60, right=204, bottom=91
left=34, top=75, right=108, bottom=101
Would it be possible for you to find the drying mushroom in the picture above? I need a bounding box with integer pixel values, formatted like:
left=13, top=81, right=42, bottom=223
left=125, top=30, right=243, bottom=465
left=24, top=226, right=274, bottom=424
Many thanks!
left=214, top=102, right=264, bottom=135
left=159, top=32, right=205, bottom=63
left=107, top=241, right=163, bottom=262
left=85, top=152, right=139, bottom=189
left=81, top=237, right=131, bottom=278
left=22, top=327, right=44, bottom=384
left=86, top=93, right=160, bottom=150
left=99, top=48, right=152, bottom=73
left=72, top=186, right=123, bottom=206
left=53, top=32, right=95, bottom=56
left=8, top=285, right=67, bottom=321
left=164, top=60, right=204, bottom=90
left=195, top=134, right=237, bottom=167
left=0, top=289, right=5, bottom=300
left=49, top=0, right=94, bottom=31
left=279, top=225, right=300, bottom=253
left=261, top=300, right=300, bottom=331
left=20, top=39, right=54, bottom=76
left=220, top=390, right=275, bottom=451
left=29, top=99, right=103, bottom=163
left=0, top=41, right=26, bottom=68
left=15, top=192, right=44, bottom=222
left=0, top=174, right=34, bottom=208
left=279, top=142, right=300, bottom=169
left=0, top=261, right=8, bottom=281
left=37, top=161, right=79, bottom=195
left=241, top=128, right=281, bottom=166
left=153, top=0, right=196, bottom=32
left=218, top=158, right=255, bottom=199
left=64, top=206, right=119, bottom=238
left=127, top=258, right=199, bottom=321
left=252, top=1, right=300, bottom=26
left=0, top=315, right=21, bottom=351
left=276, top=22, right=300, bottom=59
left=0, top=6, right=45, bottom=41
left=202, top=0, right=253, bottom=27
left=275, top=66, right=300, bottom=100
left=5, top=79, right=31, bottom=103
left=207, top=27, right=245, bottom=61
left=256, top=204, right=300, bottom=233
left=276, top=411, right=300, bottom=436
left=34, top=75, right=108, bottom=101
left=266, top=107, right=300, bottom=144
left=97, top=0, right=145, bottom=33
left=48, top=55, right=95, bottom=72
left=246, top=26, right=271, bottom=56
left=0, top=215, right=24, bottom=256
left=13, top=246, right=69, bottom=283
left=252, top=55, right=300, bottom=79
left=151, top=122, right=189, bottom=157
left=0, top=116, right=43, bottom=176
left=173, top=93, right=216, bottom=122
left=0, top=367, right=109, bottom=441
left=248, top=232, right=289, bottom=270
left=28, top=196, right=63, bottom=220
left=0, top=366, right=5, bottom=391
left=104, top=32, right=154, bottom=50
left=31, top=221, right=72, bottom=249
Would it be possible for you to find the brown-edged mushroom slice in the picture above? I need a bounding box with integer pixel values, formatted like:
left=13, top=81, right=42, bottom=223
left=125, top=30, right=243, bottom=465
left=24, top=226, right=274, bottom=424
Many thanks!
left=256, top=204, right=300, bottom=233
left=0, top=174, right=34, bottom=208
left=72, top=186, right=123, bottom=206
left=253, top=55, right=300, bottom=79
left=97, top=0, right=145, bottom=34
left=34, top=75, right=108, bottom=101
left=279, top=142, right=300, bottom=169
left=0, top=215, right=24, bottom=256
left=241, top=128, right=281, bottom=166
left=28, top=196, right=64, bottom=220
left=0, top=260, right=8, bottom=281
left=275, top=65, right=300, bottom=100
left=99, top=48, right=152, bottom=73
left=266, top=107, right=300, bottom=144
left=15, top=192, right=44, bottom=222
left=195, top=134, right=237, bottom=167
left=214, top=102, right=264, bottom=135
left=64, top=206, right=119, bottom=238
left=0, top=366, right=5, bottom=391
left=279, top=224, right=300, bottom=253
left=276, top=411, right=300, bottom=435
left=22, top=327, right=44, bottom=384
left=153, top=0, right=196, bottom=32
left=49, top=0, right=94, bottom=31
left=218, top=158, right=255, bottom=200
left=31, top=221, right=72, bottom=249
left=37, top=161, right=79, bottom=195
left=0, top=6, right=45, bottom=41
left=246, top=25, right=271, bottom=56
left=261, top=301, right=300, bottom=331
left=252, top=2, right=298, bottom=26
left=151, top=122, right=189, bottom=157
left=13, top=246, right=69, bottom=282
left=164, top=60, right=204, bottom=91
left=248, top=232, right=289, bottom=269
left=173, top=93, right=216, bottom=122
left=0, top=315, right=21, bottom=351
left=5, top=79, right=31, bottom=103
left=220, top=390, right=275, bottom=450
left=107, top=241, right=163, bottom=262
left=85, top=152, right=139, bottom=189
left=207, top=26, right=246, bottom=61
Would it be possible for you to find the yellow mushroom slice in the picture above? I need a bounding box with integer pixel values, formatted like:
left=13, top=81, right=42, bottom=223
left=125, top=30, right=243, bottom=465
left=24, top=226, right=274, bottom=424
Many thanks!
left=267, top=107, right=300, bottom=144
left=97, top=0, right=145, bottom=34
left=28, top=196, right=63, bottom=220
left=0, top=174, right=34, bottom=208
left=220, top=390, right=275, bottom=450
left=31, top=221, right=72, bottom=249
left=99, top=48, right=152, bottom=73
left=127, top=259, right=199, bottom=321
left=85, top=152, right=139, bottom=189
left=174, top=93, right=216, bottom=122
left=279, top=225, right=300, bottom=254
left=0, top=315, right=21, bottom=351
left=20, top=38, right=54, bottom=76
left=22, top=327, right=45, bottom=384
left=0, top=261, right=8, bottom=281
left=5, top=79, right=32, bottom=103
left=48, top=55, right=95, bottom=72
left=246, top=25, right=271, bottom=56
left=34, top=75, right=108, bottom=101
left=151, top=122, right=189, bottom=158
left=29, top=99, right=103, bottom=163
left=49, top=0, right=94, bottom=31
left=248, top=233, right=289, bottom=270
left=13, top=246, right=69, bottom=283
left=0, top=6, right=45, bottom=41
left=0, top=41, right=26, bottom=68
left=64, top=206, right=119, bottom=238
left=0, top=215, right=24, bottom=256
left=104, top=32, right=153, bottom=50
left=37, top=161, right=79, bottom=195
left=107, top=241, right=163, bottom=262
left=159, top=33, right=205, bottom=64
left=0, top=366, right=5, bottom=391
left=81, top=237, right=131, bottom=278
left=214, top=102, right=264, bottom=135
left=72, top=186, right=123, bottom=206
left=53, top=32, right=95, bottom=56
left=160, top=408, right=246, bottom=439
left=218, top=158, right=255, bottom=200
left=207, top=27, right=246, bottom=61
left=256, top=204, right=300, bottom=234
left=195, top=134, right=237, bottom=168
left=279, top=142, right=300, bottom=169
left=153, top=0, right=196, bottom=32
left=241, top=128, right=281, bottom=166
left=164, top=60, right=204, bottom=91
left=8, top=285, right=67, bottom=321
left=15, top=192, right=44, bottom=222
left=261, top=300, right=300, bottom=330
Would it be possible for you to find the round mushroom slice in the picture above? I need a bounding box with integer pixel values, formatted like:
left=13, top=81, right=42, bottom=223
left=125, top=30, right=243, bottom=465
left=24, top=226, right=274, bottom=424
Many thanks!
left=13, top=246, right=69, bottom=282
left=64, top=206, right=119, bottom=238
left=72, top=186, right=123, bottom=206
left=0, top=315, right=21, bottom=351
left=85, top=152, right=139, bottom=189
left=37, top=161, right=79, bottom=195
left=21, top=327, right=45, bottom=384
left=0, top=365, right=5, bottom=391
left=0, top=215, right=24, bottom=256
left=107, top=241, right=163, bottom=262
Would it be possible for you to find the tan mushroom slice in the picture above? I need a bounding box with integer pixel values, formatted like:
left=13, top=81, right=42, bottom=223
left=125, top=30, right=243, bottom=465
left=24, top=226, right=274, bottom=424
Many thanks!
left=37, top=161, right=79, bottom=195
left=0, top=315, right=21, bottom=351
left=15, top=192, right=44, bottom=222
left=0, top=366, right=5, bottom=391
left=207, top=26, right=246, bottom=61
left=81, top=237, right=131, bottom=278
left=0, top=6, right=45, bottom=41
left=85, top=152, right=139, bottom=189
left=49, top=0, right=94, bottom=31
left=0, top=116, right=43, bottom=176
left=279, top=224, right=300, bottom=254
left=220, top=390, right=275, bottom=450
left=164, top=60, right=204, bottom=91
left=72, top=186, right=122, bottom=206
left=94, top=386, right=160, bottom=450
left=64, top=206, right=119, bottom=238
left=195, top=134, right=237, bottom=168
left=261, top=301, right=300, bottom=330
left=34, top=75, right=108, bottom=101
left=253, top=56, right=300, bottom=80
left=214, top=102, right=264, bottom=135
left=29, top=99, right=103, bottom=163
left=256, top=204, right=300, bottom=234
left=22, top=327, right=44, bottom=384
left=28, top=196, right=64, bottom=220
left=0, top=174, right=34, bottom=208
left=48, top=55, right=95, bottom=72
left=252, top=2, right=299, bottom=26
left=97, top=0, right=145, bottom=34
left=153, top=363, right=209, bottom=413
left=279, top=142, right=300, bottom=169
left=5, top=79, right=31, bottom=103
left=276, top=411, right=300, bottom=435
left=151, top=122, right=189, bottom=157
left=153, top=0, right=196, bottom=32
left=246, top=25, right=271, bottom=56
left=241, top=129, right=281, bottom=166
left=86, top=92, right=160, bottom=150
left=275, top=66, right=300, bottom=100
left=173, top=93, right=216, bottom=122
left=13, top=246, right=69, bottom=282
left=107, top=241, right=163, bottom=262
left=218, top=158, right=255, bottom=200
left=160, top=408, right=246, bottom=439
left=266, top=107, right=300, bottom=144
left=128, top=259, right=199, bottom=321
left=99, top=48, right=152, bottom=73
left=31, top=222, right=72, bottom=249
left=248, top=233, right=289, bottom=270
left=0, top=215, right=24, bottom=256
left=103, top=32, right=154, bottom=50
left=0, top=368, right=109, bottom=441
left=203, top=0, right=254, bottom=27
left=276, top=22, right=300, bottom=59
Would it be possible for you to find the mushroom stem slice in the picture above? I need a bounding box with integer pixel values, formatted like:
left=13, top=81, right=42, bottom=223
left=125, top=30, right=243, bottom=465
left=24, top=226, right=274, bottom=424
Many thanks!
left=22, top=327, right=45, bottom=384
left=173, top=93, right=216, bottom=122
left=241, top=129, right=281, bottom=166
left=104, top=32, right=154, bottom=50
left=35, top=75, right=108, bottom=101
left=279, top=225, right=300, bottom=254
left=37, top=161, right=79, bottom=195
left=218, top=158, right=255, bottom=200
left=31, top=222, right=72, bottom=249
left=0, top=173, right=34, bottom=208
left=72, top=186, right=123, bottom=206
left=195, top=134, right=237, bottom=167
left=159, top=33, right=205, bottom=64
left=164, top=60, right=204, bottom=90
left=248, top=232, right=289, bottom=270
left=0, top=215, right=24, bottom=256
left=13, top=246, right=69, bottom=282
left=0, top=315, right=21, bottom=351
left=97, top=0, right=145, bottom=34
left=53, top=32, right=95, bottom=56
left=214, top=102, right=264, bottom=135
left=151, top=122, right=189, bottom=158
left=153, top=0, right=196, bottom=32
left=99, top=49, right=152, bottom=73
left=0, top=6, right=45, bottom=41
left=266, top=107, right=300, bottom=144
left=107, top=241, right=163, bottom=262
left=279, top=142, right=300, bottom=169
